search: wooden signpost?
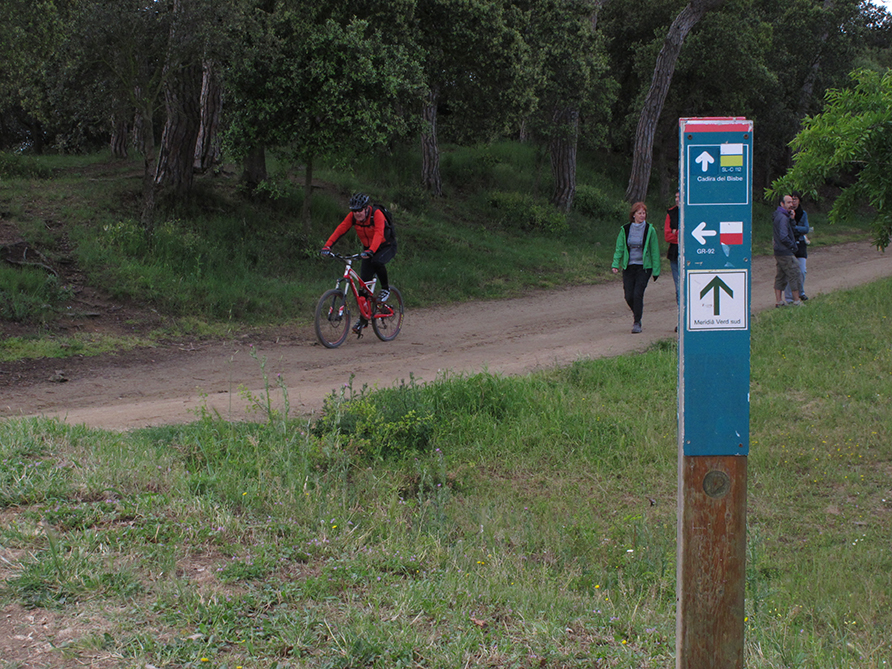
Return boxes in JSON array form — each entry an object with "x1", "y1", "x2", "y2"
[{"x1": 676, "y1": 117, "x2": 753, "y2": 669}]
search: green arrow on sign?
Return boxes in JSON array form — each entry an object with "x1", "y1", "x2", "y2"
[{"x1": 700, "y1": 277, "x2": 734, "y2": 315}]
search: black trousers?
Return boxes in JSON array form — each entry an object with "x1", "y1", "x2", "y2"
[
  {"x1": 622, "y1": 264, "x2": 651, "y2": 324},
  {"x1": 360, "y1": 241, "x2": 397, "y2": 290}
]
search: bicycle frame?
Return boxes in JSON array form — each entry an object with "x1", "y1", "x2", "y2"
[
  {"x1": 329, "y1": 253, "x2": 389, "y2": 321},
  {"x1": 316, "y1": 251, "x2": 403, "y2": 347}
]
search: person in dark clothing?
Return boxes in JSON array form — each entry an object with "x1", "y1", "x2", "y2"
[
  {"x1": 664, "y1": 191, "x2": 680, "y2": 306},
  {"x1": 773, "y1": 195, "x2": 802, "y2": 307},
  {"x1": 783, "y1": 191, "x2": 811, "y2": 302},
  {"x1": 321, "y1": 192, "x2": 397, "y2": 333}
]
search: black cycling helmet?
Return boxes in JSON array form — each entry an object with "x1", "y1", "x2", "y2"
[{"x1": 349, "y1": 192, "x2": 370, "y2": 211}]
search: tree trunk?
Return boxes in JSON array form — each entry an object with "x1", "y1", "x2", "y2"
[
  {"x1": 550, "y1": 106, "x2": 579, "y2": 212},
  {"x1": 241, "y1": 145, "x2": 267, "y2": 191},
  {"x1": 140, "y1": 109, "x2": 157, "y2": 238},
  {"x1": 193, "y1": 59, "x2": 223, "y2": 174},
  {"x1": 154, "y1": 0, "x2": 202, "y2": 196},
  {"x1": 110, "y1": 114, "x2": 128, "y2": 158},
  {"x1": 421, "y1": 88, "x2": 442, "y2": 196},
  {"x1": 131, "y1": 88, "x2": 145, "y2": 155},
  {"x1": 625, "y1": 0, "x2": 726, "y2": 203},
  {"x1": 155, "y1": 60, "x2": 202, "y2": 195},
  {"x1": 302, "y1": 154, "x2": 314, "y2": 234}
]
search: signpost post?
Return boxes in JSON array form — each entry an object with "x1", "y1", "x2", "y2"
[{"x1": 676, "y1": 117, "x2": 753, "y2": 669}]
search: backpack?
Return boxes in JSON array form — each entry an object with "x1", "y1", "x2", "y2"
[{"x1": 355, "y1": 204, "x2": 396, "y2": 246}]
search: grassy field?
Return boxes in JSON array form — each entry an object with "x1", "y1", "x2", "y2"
[{"x1": 2, "y1": 276, "x2": 890, "y2": 668}]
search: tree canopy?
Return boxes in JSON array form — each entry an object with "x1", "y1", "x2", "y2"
[
  {"x1": 2, "y1": 0, "x2": 891, "y2": 216},
  {"x1": 224, "y1": 4, "x2": 425, "y2": 223},
  {"x1": 768, "y1": 68, "x2": 892, "y2": 250}
]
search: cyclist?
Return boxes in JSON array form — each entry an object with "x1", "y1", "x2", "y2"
[{"x1": 321, "y1": 192, "x2": 397, "y2": 333}]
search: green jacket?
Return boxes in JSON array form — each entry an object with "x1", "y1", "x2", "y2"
[{"x1": 611, "y1": 222, "x2": 661, "y2": 276}]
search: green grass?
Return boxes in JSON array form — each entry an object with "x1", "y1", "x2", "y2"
[
  {"x1": 0, "y1": 332, "x2": 153, "y2": 362},
  {"x1": 1, "y1": 277, "x2": 890, "y2": 668},
  {"x1": 0, "y1": 263, "x2": 72, "y2": 323},
  {"x1": 3, "y1": 143, "x2": 875, "y2": 361}
]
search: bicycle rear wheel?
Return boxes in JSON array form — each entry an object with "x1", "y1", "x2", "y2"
[
  {"x1": 314, "y1": 289, "x2": 351, "y2": 348},
  {"x1": 371, "y1": 287, "x2": 404, "y2": 342}
]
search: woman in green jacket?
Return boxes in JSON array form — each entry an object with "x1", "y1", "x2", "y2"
[{"x1": 611, "y1": 201, "x2": 661, "y2": 334}]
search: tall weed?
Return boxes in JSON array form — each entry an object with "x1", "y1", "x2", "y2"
[{"x1": 0, "y1": 264, "x2": 72, "y2": 322}]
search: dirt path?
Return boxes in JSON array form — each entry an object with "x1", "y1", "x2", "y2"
[{"x1": 1, "y1": 241, "x2": 889, "y2": 431}]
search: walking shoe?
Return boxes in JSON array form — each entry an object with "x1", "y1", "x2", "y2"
[
  {"x1": 800, "y1": 294, "x2": 809, "y2": 301},
  {"x1": 377, "y1": 288, "x2": 390, "y2": 303},
  {"x1": 775, "y1": 302, "x2": 785, "y2": 308},
  {"x1": 631, "y1": 322, "x2": 642, "y2": 334},
  {"x1": 352, "y1": 318, "x2": 368, "y2": 334},
  {"x1": 791, "y1": 300, "x2": 802, "y2": 307}
]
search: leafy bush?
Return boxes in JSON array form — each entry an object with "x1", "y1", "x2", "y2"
[
  {"x1": 489, "y1": 191, "x2": 568, "y2": 234},
  {"x1": 573, "y1": 184, "x2": 627, "y2": 221},
  {"x1": 440, "y1": 148, "x2": 498, "y2": 189},
  {"x1": 313, "y1": 386, "x2": 435, "y2": 461}
]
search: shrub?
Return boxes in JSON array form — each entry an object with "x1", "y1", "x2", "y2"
[
  {"x1": 313, "y1": 388, "x2": 435, "y2": 462},
  {"x1": 489, "y1": 191, "x2": 568, "y2": 234},
  {"x1": 573, "y1": 184, "x2": 626, "y2": 221}
]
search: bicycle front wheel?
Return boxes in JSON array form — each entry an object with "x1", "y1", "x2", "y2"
[
  {"x1": 372, "y1": 287, "x2": 404, "y2": 342},
  {"x1": 314, "y1": 289, "x2": 351, "y2": 348}
]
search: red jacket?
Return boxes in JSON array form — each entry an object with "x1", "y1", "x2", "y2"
[
  {"x1": 325, "y1": 208, "x2": 387, "y2": 253},
  {"x1": 664, "y1": 208, "x2": 679, "y2": 245}
]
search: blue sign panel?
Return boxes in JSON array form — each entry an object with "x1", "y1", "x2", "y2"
[
  {"x1": 685, "y1": 142, "x2": 750, "y2": 206},
  {"x1": 679, "y1": 118, "x2": 753, "y2": 457}
]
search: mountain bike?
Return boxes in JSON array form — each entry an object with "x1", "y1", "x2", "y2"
[{"x1": 314, "y1": 252, "x2": 404, "y2": 348}]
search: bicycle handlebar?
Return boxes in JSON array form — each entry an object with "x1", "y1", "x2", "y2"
[{"x1": 322, "y1": 251, "x2": 364, "y2": 262}]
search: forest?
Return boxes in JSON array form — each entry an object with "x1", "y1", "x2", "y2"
[{"x1": 2, "y1": 0, "x2": 892, "y2": 234}]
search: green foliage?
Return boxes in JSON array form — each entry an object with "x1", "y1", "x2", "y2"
[
  {"x1": 0, "y1": 0, "x2": 68, "y2": 149},
  {"x1": 313, "y1": 379, "x2": 436, "y2": 461},
  {"x1": 0, "y1": 264, "x2": 71, "y2": 322},
  {"x1": 78, "y1": 206, "x2": 319, "y2": 320},
  {"x1": 769, "y1": 68, "x2": 892, "y2": 250},
  {"x1": 521, "y1": 0, "x2": 615, "y2": 149},
  {"x1": 489, "y1": 191, "x2": 569, "y2": 234},
  {"x1": 0, "y1": 332, "x2": 152, "y2": 362},
  {"x1": 224, "y1": 10, "x2": 424, "y2": 165},
  {"x1": 599, "y1": 0, "x2": 885, "y2": 191},
  {"x1": 418, "y1": 0, "x2": 535, "y2": 144},
  {"x1": 573, "y1": 184, "x2": 627, "y2": 220}
]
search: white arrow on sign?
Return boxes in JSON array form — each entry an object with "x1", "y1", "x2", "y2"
[
  {"x1": 695, "y1": 151, "x2": 715, "y2": 172},
  {"x1": 692, "y1": 221, "x2": 717, "y2": 245}
]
